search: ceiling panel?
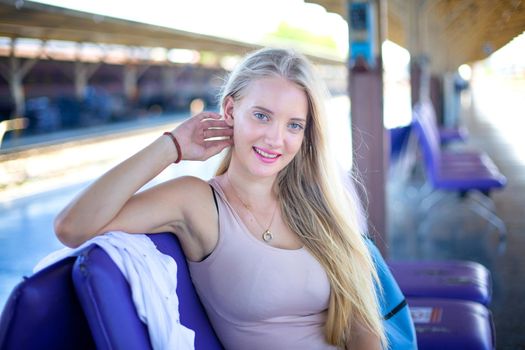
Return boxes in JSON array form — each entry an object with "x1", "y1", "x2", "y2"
[{"x1": 308, "y1": 0, "x2": 525, "y2": 72}]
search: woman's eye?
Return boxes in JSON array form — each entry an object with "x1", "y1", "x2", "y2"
[
  {"x1": 289, "y1": 122, "x2": 305, "y2": 131},
  {"x1": 254, "y1": 112, "x2": 269, "y2": 121}
]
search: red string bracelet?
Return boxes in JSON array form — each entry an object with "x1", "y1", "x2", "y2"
[{"x1": 163, "y1": 131, "x2": 182, "y2": 163}]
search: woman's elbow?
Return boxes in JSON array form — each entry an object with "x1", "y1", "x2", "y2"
[{"x1": 54, "y1": 213, "x2": 83, "y2": 248}]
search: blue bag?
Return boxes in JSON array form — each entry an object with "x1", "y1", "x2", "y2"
[{"x1": 365, "y1": 238, "x2": 418, "y2": 349}]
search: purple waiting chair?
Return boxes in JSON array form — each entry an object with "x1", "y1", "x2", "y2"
[
  {"x1": 413, "y1": 101, "x2": 505, "y2": 189},
  {"x1": 409, "y1": 298, "x2": 496, "y2": 350},
  {"x1": 72, "y1": 232, "x2": 224, "y2": 350},
  {"x1": 389, "y1": 259, "x2": 492, "y2": 306},
  {"x1": 412, "y1": 100, "x2": 507, "y2": 246},
  {"x1": 418, "y1": 100, "x2": 468, "y2": 145}
]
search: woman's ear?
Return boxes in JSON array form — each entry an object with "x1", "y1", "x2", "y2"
[{"x1": 223, "y1": 96, "x2": 235, "y2": 127}]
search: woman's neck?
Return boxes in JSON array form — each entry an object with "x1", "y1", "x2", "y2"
[{"x1": 223, "y1": 162, "x2": 277, "y2": 210}]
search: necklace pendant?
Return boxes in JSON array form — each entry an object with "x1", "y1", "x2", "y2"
[{"x1": 262, "y1": 229, "x2": 273, "y2": 242}]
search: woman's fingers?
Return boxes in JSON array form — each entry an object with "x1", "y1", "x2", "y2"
[
  {"x1": 200, "y1": 118, "x2": 230, "y2": 129},
  {"x1": 195, "y1": 111, "x2": 222, "y2": 122},
  {"x1": 203, "y1": 127, "x2": 234, "y2": 139},
  {"x1": 198, "y1": 116, "x2": 233, "y2": 141},
  {"x1": 202, "y1": 139, "x2": 233, "y2": 159},
  {"x1": 171, "y1": 111, "x2": 233, "y2": 161}
]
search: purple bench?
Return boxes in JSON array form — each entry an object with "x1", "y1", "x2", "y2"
[
  {"x1": 74, "y1": 234, "x2": 495, "y2": 349},
  {"x1": 389, "y1": 260, "x2": 492, "y2": 306},
  {"x1": 1, "y1": 233, "x2": 497, "y2": 349},
  {"x1": 409, "y1": 298, "x2": 496, "y2": 350}
]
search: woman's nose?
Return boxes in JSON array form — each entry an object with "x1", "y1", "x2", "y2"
[{"x1": 264, "y1": 122, "x2": 284, "y2": 147}]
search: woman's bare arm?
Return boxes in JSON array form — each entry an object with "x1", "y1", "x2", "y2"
[
  {"x1": 54, "y1": 112, "x2": 232, "y2": 247},
  {"x1": 345, "y1": 320, "x2": 382, "y2": 350}
]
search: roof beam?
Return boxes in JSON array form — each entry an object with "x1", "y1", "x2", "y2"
[{"x1": 0, "y1": 1, "x2": 343, "y2": 65}]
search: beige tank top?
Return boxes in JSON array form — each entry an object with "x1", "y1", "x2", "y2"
[{"x1": 187, "y1": 178, "x2": 337, "y2": 350}]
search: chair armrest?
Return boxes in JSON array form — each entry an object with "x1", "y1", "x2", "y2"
[
  {"x1": 72, "y1": 233, "x2": 223, "y2": 350},
  {"x1": 73, "y1": 245, "x2": 152, "y2": 350}
]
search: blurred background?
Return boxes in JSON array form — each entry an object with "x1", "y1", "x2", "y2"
[{"x1": 0, "y1": 0, "x2": 524, "y2": 348}]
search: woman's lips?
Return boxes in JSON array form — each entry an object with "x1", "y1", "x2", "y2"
[{"x1": 253, "y1": 146, "x2": 281, "y2": 163}]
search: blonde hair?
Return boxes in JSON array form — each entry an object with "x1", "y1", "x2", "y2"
[{"x1": 216, "y1": 47, "x2": 386, "y2": 348}]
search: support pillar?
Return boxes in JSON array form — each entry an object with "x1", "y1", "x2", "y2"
[
  {"x1": 74, "y1": 61, "x2": 101, "y2": 100},
  {"x1": 123, "y1": 64, "x2": 150, "y2": 102},
  {"x1": 350, "y1": 61, "x2": 388, "y2": 254},
  {"x1": 430, "y1": 74, "x2": 444, "y2": 123},
  {"x1": 9, "y1": 59, "x2": 25, "y2": 117},
  {"x1": 74, "y1": 43, "x2": 102, "y2": 100},
  {"x1": 411, "y1": 56, "x2": 445, "y2": 123},
  {"x1": 161, "y1": 66, "x2": 176, "y2": 95},
  {"x1": 408, "y1": 0, "x2": 424, "y2": 106},
  {"x1": 348, "y1": 0, "x2": 388, "y2": 255},
  {"x1": 0, "y1": 39, "x2": 40, "y2": 117},
  {"x1": 124, "y1": 64, "x2": 138, "y2": 101},
  {"x1": 410, "y1": 58, "x2": 422, "y2": 106},
  {"x1": 123, "y1": 47, "x2": 150, "y2": 103}
]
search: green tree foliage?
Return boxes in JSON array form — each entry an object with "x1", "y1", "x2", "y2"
[{"x1": 267, "y1": 22, "x2": 338, "y2": 51}]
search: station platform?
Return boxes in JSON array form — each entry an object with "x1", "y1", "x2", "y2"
[{"x1": 0, "y1": 113, "x2": 186, "y2": 202}]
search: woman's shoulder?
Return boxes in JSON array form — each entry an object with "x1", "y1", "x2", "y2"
[
  {"x1": 147, "y1": 176, "x2": 214, "y2": 209},
  {"x1": 175, "y1": 175, "x2": 211, "y2": 187},
  {"x1": 167, "y1": 175, "x2": 214, "y2": 199}
]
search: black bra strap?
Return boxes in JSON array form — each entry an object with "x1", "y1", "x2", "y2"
[
  {"x1": 383, "y1": 299, "x2": 407, "y2": 320},
  {"x1": 210, "y1": 184, "x2": 219, "y2": 214}
]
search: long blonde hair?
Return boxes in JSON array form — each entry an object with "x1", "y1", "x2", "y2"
[{"x1": 216, "y1": 47, "x2": 386, "y2": 348}]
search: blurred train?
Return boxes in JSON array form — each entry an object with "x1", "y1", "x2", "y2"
[
  {"x1": 0, "y1": 58, "x2": 226, "y2": 137},
  {"x1": 0, "y1": 56, "x2": 346, "y2": 140}
]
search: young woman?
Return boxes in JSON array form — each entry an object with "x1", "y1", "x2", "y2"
[{"x1": 55, "y1": 47, "x2": 386, "y2": 349}]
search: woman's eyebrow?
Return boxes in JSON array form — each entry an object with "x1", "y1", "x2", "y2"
[
  {"x1": 253, "y1": 106, "x2": 306, "y2": 122},
  {"x1": 291, "y1": 117, "x2": 307, "y2": 122},
  {"x1": 252, "y1": 105, "x2": 274, "y2": 115}
]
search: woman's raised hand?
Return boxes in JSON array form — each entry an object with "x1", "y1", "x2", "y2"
[{"x1": 171, "y1": 111, "x2": 233, "y2": 161}]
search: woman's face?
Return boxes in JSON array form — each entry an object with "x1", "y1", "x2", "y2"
[{"x1": 225, "y1": 76, "x2": 308, "y2": 178}]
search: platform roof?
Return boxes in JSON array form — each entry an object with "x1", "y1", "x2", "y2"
[
  {"x1": 309, "y1": 0, "x2": 525, "y2": 72},
  {"x1": 3, "y1": 0, "x2": 522, "y2": 73},
  {"x1": 0, "y1": 0, "x2": 344, "y2": 65}
]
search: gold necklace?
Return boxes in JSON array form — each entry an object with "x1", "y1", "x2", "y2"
[{"x1": 226, "y1": 172, "x2": 278, "y2": 243}]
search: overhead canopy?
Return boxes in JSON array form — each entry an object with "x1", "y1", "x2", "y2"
[
  {"x1": 0, "y1": 0, "x2": 344, "y2": 65},
  {"x1": 308, "y1": 0, "x2": 525, "y2": 73}
]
